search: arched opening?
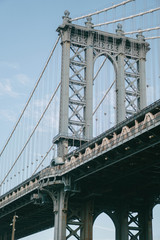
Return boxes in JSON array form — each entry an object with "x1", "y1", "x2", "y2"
[
  {"x1": 93, "y1": 54, "x2": 116, "y2": 137},
  {"x1": 93, "y1": 212, "x2": 115, "y2": 240},
  {"x1": 153, "y1": 204, "x2": 160, "y2": 239}
]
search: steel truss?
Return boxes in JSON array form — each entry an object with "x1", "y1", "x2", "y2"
[
  {"x1": 51, "y1": 12, "x2": 151, "y2": 239},
  {"x1": 69, "y1": 45, "x2": 87, "y2": 137},
  {"x1": 56, "y1": 11, "x2": 149, "y2": 157},
  {"x1": 128, "y1": 211, "x2": 142, "y2": 239},
  {"x1": 67, "y1": 207, "x2": 82, "y2": 239},
  {"x1": 47, "y1": 183, "x2": 153, "y2": 240}
]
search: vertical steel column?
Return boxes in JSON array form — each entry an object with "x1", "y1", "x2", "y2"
[
  {"x1": 81, "y1": 200, "x2": 93, "y2": 240},
  {"x1": 116, "y1": 204, "x2": 153, "y2": 240},
  {"x1": 120, "y1": 206, "x2": 128, "y2": 240},
  {"x1": 116, "y1": 205, "x2": 128, "y2": 240},
  {"x1": 137, "y1": 33, "x2": 147, "y2": 110},
  {"x1": 84, "y1": 18, "x2": 94, "y2": 140},
  {"x1": 66, "y1": 200, "x2": 94, "y2": 239},
  {"x1": 116, "y1": 52, "x2": 126, "y2": 123},
  {"x1": 54, "y1": 189, "x2": 68, "y2": 240},
  {"x1": 116, "y1": 47, "x2": 126, "y2": 123},
  {"x1": 139, "y1": 205, "x2": 153, "y2": 240},
  {"x1": 116, "y1": 24, "x2": 126, "y2": 123},
  {"x1": 58, "y1": 11, "x2": 71, "y2": 157}
]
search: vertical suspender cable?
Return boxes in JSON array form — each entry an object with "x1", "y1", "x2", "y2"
[
  {"x1": 0, "y1": 35, "x2": 61, "y2": 158},
  {"x1": 93, "y1": 80, "x2": 116, "y2": 116},
  {"x1": 0, "y1": 81, "x2": 61, "y2": 188}
]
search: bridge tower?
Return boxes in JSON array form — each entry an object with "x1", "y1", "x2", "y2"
[
  {"x1": 54, "y1": 10, "x2": 149, "y2": 159},
  {"x1": 50, "y1": 11, "x2": 151, "y2": 240}
]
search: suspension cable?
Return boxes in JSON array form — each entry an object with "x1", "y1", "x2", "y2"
[
  {"x1": 93, "y1": 7, "x2": 160, "y2": 27},
  {"x1": 0, "y1": 35, "x2": 61, "y2": 158},
  {"x1": 145, "y1": 36, "x2": 160, "y2": 40},
  {"x1": 93, "y1": 80, "x2": 116, "y2": 116},
  {"x1": 33, "y1": 81, "x2": 116, "y2": 174},
  {"x1": 125, "y1": 26, "x2": 160, "y2": 35},
  {"x1": 0, "y1": 81, "x2": 61, "y2": 187},
  {"x1": 93, "y1": 57, "x2": 107, "y2": 81},
  {"x1": 32, "y1": 144, "x2": 54, "y2": 176},
  {"x1": 33, "y1": 76, "x2": 113, "y2": 175},
  {"x1": 71, "y1": 0, "x2": 135, "y2": 22}
]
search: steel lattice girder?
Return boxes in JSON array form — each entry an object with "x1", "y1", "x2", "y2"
[
  {"x1": 68, "y1": 44, "x2": 87, "y2": 136},
  {"x1": 124, "y1": 58, "x2": 140, "y2": 117}
]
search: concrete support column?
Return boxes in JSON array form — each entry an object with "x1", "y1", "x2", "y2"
[
  {"x1": 81, "y1": 200, "x2": 93, "y2": 240},
  {"x1": 116, "y1": 51, "x2": 126, "y2": 124},
  {"x1": 54, "y1": 189, "x2": 68, "y2": 240}
]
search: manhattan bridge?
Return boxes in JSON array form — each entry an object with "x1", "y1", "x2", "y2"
[{"x1": 0, "y1": 0, "x2": 160, "y2": 239}]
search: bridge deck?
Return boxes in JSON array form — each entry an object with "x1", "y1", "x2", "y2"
[{"x1": 1, "y1": 99, "x2": 160, "y2": 238}]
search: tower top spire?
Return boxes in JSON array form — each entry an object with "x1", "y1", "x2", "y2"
[
  {"x1": 85, "y1": 16, "x2": 94, "y2": 28},
  {"x1": 116, "y1": 23, "x2": 124, "y2": 36},
  {"x1": 62, "y1": 10, "x2": 71, "y2": 24},
  {"x1": 136, "y1": 30, "x2": 145, "y2": 41}
]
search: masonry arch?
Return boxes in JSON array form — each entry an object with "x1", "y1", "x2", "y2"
[
  {"x1": 93, "y1": 211, "x2": 116, "y2": 240},
  {"x1": 93, "y1": 52, "x2": 117, "y2": 136}
]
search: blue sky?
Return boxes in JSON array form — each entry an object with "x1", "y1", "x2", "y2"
[
  {"x1": 0, "y1": 0, "x2": 119, "y2": 148},
  {"x1": 0, "y1": 0, "x2": 160, "y2": 239}
]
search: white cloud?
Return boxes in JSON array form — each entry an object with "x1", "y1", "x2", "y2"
[
  {"x1": 0, "y1": 73, "x2": 31, "y2": 97},
  {"x1": 0, "y1": 109, "x2": 17, "y2": 122},
  {"x1": 23, "y1": 94, "x2": 59, "y2": 132},
  {"x1": 0, "y1": 61, "x2": 19, "y2": 70},
  {"x1": 0, "y1": 79, "x2": 18, "y2": 97},
  {"x1": 15, "y1": 73, "x2": 31, "y2": 85},
  {"x1": 21, "y1": 100, "x2": 59, "y2": 138},
  {"x1": 33, "y1": 98, "x2": 49, "y2": 109},
  {"x1": 31, "y1": 109, "x2": 59, "y2": 134},
  {"x1": 33, "y1": 94, "x2": 58, "y2": 109}
]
